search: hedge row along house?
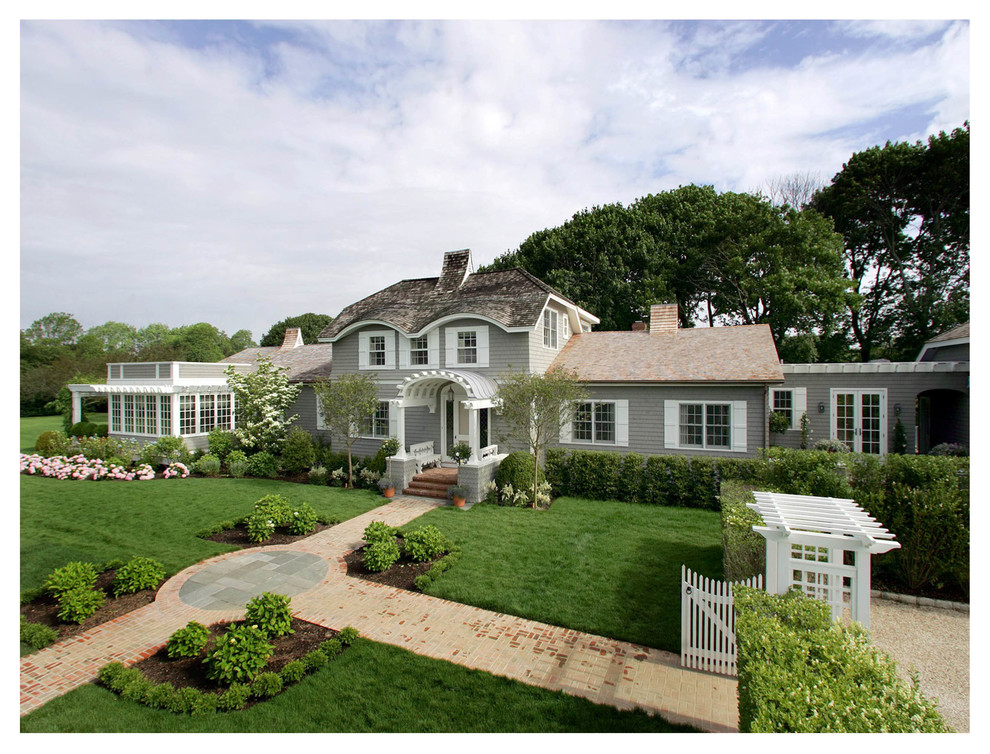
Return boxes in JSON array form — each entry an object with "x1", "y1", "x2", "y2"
[{"x1": 68, "y1": 249, "x2": 969, "y2": 501}]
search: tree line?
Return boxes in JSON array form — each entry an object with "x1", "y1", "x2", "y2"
[
  {"x1": 482, "y1": 124, "x2": 969, "y2": 363},
  {"x1": 20, "y1": 313, "x2": 333, "y2": 415}
]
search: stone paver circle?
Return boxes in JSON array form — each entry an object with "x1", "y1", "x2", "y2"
[{"x1": 178, "y1": 549, "x2": 328, "y2": 611}]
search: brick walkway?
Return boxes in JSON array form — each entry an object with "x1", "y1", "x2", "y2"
[{"x1": 20, "y1": 496, "x2": 738, "y2": 731}]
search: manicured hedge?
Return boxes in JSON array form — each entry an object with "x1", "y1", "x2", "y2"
[
  {"x1": 545, "y1": 449, "x2": 720, "y2": 510},
  {"x1": 719, "y1": 482, "x2": 765, "y2": 582},
  {"x1": 734, "y1": 587, "x2": 948, "y2": 732}
]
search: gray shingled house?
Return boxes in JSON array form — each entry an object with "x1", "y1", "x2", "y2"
[{"x1": 69, "y1": 248, "x2": 969, "y2": 501}]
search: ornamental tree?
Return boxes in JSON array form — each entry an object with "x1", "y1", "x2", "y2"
[
  {"x1": 495, "y1": 368, "x2": 586, "y2": 507},
  {"x1": 312, "y1": 373, "x2": 380, "y2": 488},
  {"x1": 224, "y1": 358, "x2": 301, "y2": 454}
]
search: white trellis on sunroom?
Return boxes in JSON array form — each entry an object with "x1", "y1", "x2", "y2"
[{"x1": 748, "y1": 491, "x2": 900, "y2": 627}]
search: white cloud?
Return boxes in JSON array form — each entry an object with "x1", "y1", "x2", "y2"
[{"x1": 20, "y1": 19, "x2": 970, "y2": 341}]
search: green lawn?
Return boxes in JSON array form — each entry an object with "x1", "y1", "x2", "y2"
[
  {"x1": 19, "y1": 638, "x2": 696, "y2": 733},
  {"x1": 20, "y1": 475, "x2": 381, "y2": 594},
  {"x1": 21, "y1": 414, "x2": 108, "y2": 453},
  {"x1": 406, "y1": 498, "x2": 723, "y2": 653}
]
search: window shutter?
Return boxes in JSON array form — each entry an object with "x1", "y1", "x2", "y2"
[
  {"x1": 663, "y1": 400, "x2": 679, "y2": 449},
  {"x1": 792, "y1": 388, "x2": 807, "y2": 430},
  {"x1": 560, "y1": 404, "x2": 573, "y2": 443},
  {"x1": 384, "y1": 332, "x2": 396, "y2": 369},
  {"x1": 399, "y1": 336, "x2": 410, "y2": 370},
  {"x1": 358, "y1": 332, "x2": 369, "y2": 370},
  {"x1": 731, "y1": 401, "x2": 748, "y2": 453},
  {"x1": 476, "y1": 326, "x2": 490, "y2": 367},
  {"x1": 428, "y1": 329, "x2": 440, "y2": 368},
  {"x1": 615, "y1": 400, "x2": 629, "y2": 447},
  {"x1": 444, "y1": 328, "x2": 457, "y2": 367}
]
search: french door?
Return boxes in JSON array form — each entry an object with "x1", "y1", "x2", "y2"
[{"x1": 831, "y1": 389, "x2": 886, "y2": 455}]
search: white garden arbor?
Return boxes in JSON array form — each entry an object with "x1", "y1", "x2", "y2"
[{"x1": 748, "y1": 491, "x2": 901, "y2": 627}]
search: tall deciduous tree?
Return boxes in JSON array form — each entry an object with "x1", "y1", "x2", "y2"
[
  {"x1": 225, "y1": 358, "x2": 301, "y2": 454},
  {"x1": 312, "y1": 373, "x2": 380, "y2": 488},
  {"x1": 260, "y1": 314, "x2": 334, "y2": 347},
  {"x1": 494, "y1": 368, "x2": 586, "y2": 507},
  {"x1": 22, "y1": 312, "x2": 83, "y2": 346}
]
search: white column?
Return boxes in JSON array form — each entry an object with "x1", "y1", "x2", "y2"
[
  {"x1": 170, "y1": 393, "x2": 181, "y2": 437},
  {"x1": 764, "y1": 538, "x2": 779, "y2": 594},
  {"x1": 776, "y1": 538, "x2": 792, "y2": 595},
  {"x1": 467, "y1": 407, "x2": 479, "y2": 463},
  {"x1": 391, "y1": 400, "x2": 407, "y2": 458},
  {"x1": 71, "y1": 391, "x2": 83, "y2": 425},
  {"x1": 854, "y1": 549, "x2": 872, "y2": 627}
]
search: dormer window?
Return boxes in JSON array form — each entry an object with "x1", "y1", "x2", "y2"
[
  {"x1": 543, "y1": 309, "x2": 559, "y2": 349},
  {"x1": 411, "y1": 336, "x2": 430, "y2": 365},
  {"x1": 369, "y1": 335, "x2": 386, "y2": 366},
  {"x1": 457, "y1": 331, "x2": 478, "y2": 364},
  {"x1": 359, "y1": 330, "x2": 396, "y2": 370},
  {"x1": 444, "y1": 326, "x2": 489, "y2": 368}
]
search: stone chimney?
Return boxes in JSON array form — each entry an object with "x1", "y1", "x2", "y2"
[
  {"x1": 435, "y1": 249, "x2": 473, "y2": 292},
  {"x1": 631, "y1": 321, "x2": 647, "y2": 331},
  {"x1": 280, "y1": 327, "x2": 304, "y2": 350},
  {"x1": 649, "y1": 304, "x2": 678, "y2": 334}
]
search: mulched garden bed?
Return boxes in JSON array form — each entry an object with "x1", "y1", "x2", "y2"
[
  {"x1": 344, "y1": 539, "x2": 439, "y2": 591},
  {"x1": 202, "y1": 521, "x2": 335, "y2": 549},
  {"x1": 134, "y1": 618, "x2": 337, "y2": 697},
  {"x1": 20, "y1": 568, "x2": 164, "y2": 644}
]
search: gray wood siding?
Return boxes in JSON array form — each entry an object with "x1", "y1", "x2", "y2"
[
  {"x1": 920, "y1": 343, "x2": 969, "y2": 362},
  {"x1": 775, "y1": 371, "x2": 969, "y2": 454},
  {"x1": 528, "y1": 301, "x2": 571, "y2": 374},
  {"x1": 551, "y1": 384, "x2": 768, "y2": 458}
]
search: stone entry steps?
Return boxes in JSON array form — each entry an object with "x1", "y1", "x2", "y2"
[{"x1": 402, "y1": 467, "x2": 458, "y2": 500}]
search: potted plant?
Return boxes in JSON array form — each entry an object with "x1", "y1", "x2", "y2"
[
  {"x1": 448, "y1": 441, "x2": 472, "y2": 466},
  {"x1": 378, "y1": 476, "x2": 396, "y2": 499},
  {"x1": 448, "y1": 485, "x2": 468, "y2": 508}
]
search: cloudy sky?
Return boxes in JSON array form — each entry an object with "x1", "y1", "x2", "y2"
[{"x1": 19, "y1": 17, "x2": 971, "y2": 343}]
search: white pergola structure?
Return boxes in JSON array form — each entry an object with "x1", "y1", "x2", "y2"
[{"x1": 748, "y1": 491, "x2": 900, "y2": 627}]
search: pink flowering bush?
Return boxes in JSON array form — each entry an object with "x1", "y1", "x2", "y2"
[
  {"x1": 19, "y1": 454, "x2": 174, "y2": 482},
  {"x1": 162, "y1": 462, "x2": 191, "y2": 479}
]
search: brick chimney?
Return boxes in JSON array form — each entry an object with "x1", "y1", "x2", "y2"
[
  {"x1": 435, "y1": 249, "x2": 473, "y2": 292},
  {"x1": 631, "y1": 321, "x2": 647, "y2": 331},
  {"x1": 280, "y1": 327, "x2": 304, "y2": 350},
  {"x1": 649, "y1": 304, "x2": 678, "y2": 334}
]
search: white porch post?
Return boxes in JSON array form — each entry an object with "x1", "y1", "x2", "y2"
[
  {"x1": 170, "y1": 393, "x2": 181, "y2": 437},
  {"x1": 854, "y1": 550, "x2": 872, "y2": 627},
  {"x1": 71, "y1": 391, "x2": 83, "y2": 425},
  {"x1": 467, "y1": 407, "x2": 479, "y2": 463},
  {"x1": 391, "y1": 399, "x2": 407, "y2": 458},
  {"x1": 764, "y1": 537, "x2": 779, "y2": 595}
]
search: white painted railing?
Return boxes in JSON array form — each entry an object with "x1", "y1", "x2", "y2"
[
  {"x1": 478, "y1": 444, "x2": 499, "y2": 460},
  {"x1": 680, "y1": 566, "x2": 762, "y2": 677}
]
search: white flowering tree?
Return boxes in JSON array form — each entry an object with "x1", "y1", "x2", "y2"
[
  {"x1": 312, "y1": 373, "x2": 380, "y2": 488},
  {"x1": 224, "y1": 358, "x2": 301, "y2": 454}
]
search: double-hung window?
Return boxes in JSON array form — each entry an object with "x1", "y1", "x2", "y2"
[
  {"x1": 410, "y1": 336, "x2": 430, "y2": 365},
  {"x1": 769, "y1": 388, "x2": 807, "y2": 430},
  {"x1": 364, "y1": 401, "x2": 390, "y2": 438},
  {"x1": 444, "y1": 326, "x2": 489, "y2": 368},
  {"x1": 563, "y1": 400, "x2": 627, "y2": 446},
  {"x1": 359, "y1": 330, "x2": 396, "y2": 370},
  {"x1": 369, "y1": 335, "x2": 386, "y2": 366},
  {"x1": 457, "y1": 331, "x2": 477, "y2": 364},
  {"x1": 665, "y1": 400, "x2": 746, "y2": 452},
  {"x1": 543, "y1": 309, "x2": 559, "y2": 349}
]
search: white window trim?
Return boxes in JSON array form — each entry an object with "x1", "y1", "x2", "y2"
[
  {"x1": 769, "y1": 387, "x2": 807, "y2": 430},
  {"x1": 399, "y1": 329, "x2": 440, "y2": 370},
  {"x1": 664, "y1": 399, "x2": 747, "y2": 453},
  {"x1": 358, "y1": 401, "x2": 391, "y2": 439},
  {"x1": 543, "y1": 308, "x2": 559, "y2": 349},
  {"x1": 444, "y1": 325, "x2": 489, "y2": 368},
  {"x1": 559, "y1": 400, "x2": 628, "y2": 447},
  {"x1": 359, "y1": 329, "x2": 396, "y2": 370}
]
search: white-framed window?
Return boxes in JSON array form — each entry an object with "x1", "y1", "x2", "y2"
[
  {"x1": 216, "y1": 393, "x2": 232, "y2": 430},
  {"x1": 562, "y1": 315, "x2": 570, "y2": 340},
  {"x1": 664, "y1": 400, "x2": 747, "y2": 453},
  {"x1": 199, "y1": 394, "x2": 216, "y2": 433},
  {"x1": 159, "y1": 395, "x2": 172, "y2": 436},
  {"x1": 561, "y1": 399, "x2": 628, "y2": 446},
  {"x1": 769, "y1": 387, "x2": 807, "y2": 430},
  {"x1": 110, "y1": 395, "x2": 121, "y2": 433},
  {"x1": 358, "y1": 330, "x2": 396, "y2": 370},
  {"x1": 399, "y1": 330, "x2": 439, "y2": 369},
  {"x1": 180, "y1": 395, "x2": 197, "y2": 435},
  {"x1": 543, "y1": 309, "x2": 559, "y2": 349},
  {"x1": 410, "y1": 336, "x2": 430, "y2": 365},
  {"x1": 363, "y1": 401, "x2": 390, "y2": 438},
  {"x1": 444, "y1": 326, "x2": 489, "y2": 368}
]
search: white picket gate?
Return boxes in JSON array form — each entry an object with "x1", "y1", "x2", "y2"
[{"x1": 680, "y1": 565, "x2": 762, "y2": 676}]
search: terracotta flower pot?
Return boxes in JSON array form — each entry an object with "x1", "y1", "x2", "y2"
[
  {"x1": 453, "y1": 496, "x2": 466, "y2": 507},
  {"x1": 383, "y1": 487, "x2": 395, "y2": 498}
]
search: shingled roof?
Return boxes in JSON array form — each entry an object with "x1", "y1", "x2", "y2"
[
  {"x1": 219, "y1": 344, "x2": 333, "y2": 383},
  {"x1": 550, "y1": 325, "x2": 784, "y2": 383},
  {"x1": 319, "y1": 250, "x2": 584, "y2": 339},
  {"x1": 925, "y1": 321, "x2": 969, "y2": 343}
]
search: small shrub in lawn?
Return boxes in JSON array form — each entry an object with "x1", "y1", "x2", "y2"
[
  {"x1": 250, "y1": 672, "x2": 283, "y2": 699},
  {"x1": 56, "y1": 586, "x2": 106, "y2": 623},
  {"x1": 244, "y1": 592, "x2": 294, "y2": 639},
  {"x1": 187, "y1": 689, "x2": 218, "y2": 716},
  {"x1": 494, "y1": 451, "x2": 536, "y2": 502},
  {"x1": 245, "y1": 511, "x2": 277, "y2": 543},
  {"x1": 413, "y1": 547, "x2": 462, "y2": 591},
  {"x1": 166, "y1": 621, "x2": 211, "y2": 659},
  {"x1": 337, "y1": 626, "x2": 360, "y2": 644},
  {"x1": 146, "y1": 683, "x2": 179, "y2": 710},
  {"x1": 207, "y1": 429, "x2": 238, "y2": 461},
  {"x1": 20, "y1": 615, "x2": 58, "y2": 650},
  {"x1": 286, "y1": 502, "x2": 319, "y2": 535},
  {"x1": 112, "y1": 556, "x2": 166, "y2": 597},
  {"x1": 319, "y1": 637, "x2": 343, "y2": 657},
  {"x1": 248, "y1": 451, "x2": 280, "y2": 479},
  {"x1": 363, "y1": 520, "x2": 398, "y2": 544},
  {"x1": 217, "y1": 683, "x2": 251, "y2": 712},
  {"x1": 35, "y1": 429, "x2": 69, "y2": 457},
  {"x1": 165, "y1": 688, "x2": 192, "y2": 714},
  {"x1": 253, "y1": 494, "x2": 293, "y2": 527},
  {"x1": 280, "y1": 659, "x2": 307, "y2": 685},
  {"x1": 308, "y1": 464, "x2": 329, "y2": 485},
  {"x1": 44, "y1": 561, "x2": 99, "y2": 599},
  {"x1": 195, "y1": 453, "x2": 222, "y2": 477},
  {"x1": 204, "y1": 623, "x2": 274, "y2": 685},
  {"x1": 281, "y1": 427, "x2": 316, "y2": 475},
  {"x1": 98, "y1": 662, "x2": 140, "y2": 693},
  {"x1": 121, "y1": 675, "x2": 155, "y2": 703},
  {"x1": 402, "y1": 525, "x2": 452, "y2": 562},
  {"x1": 363, "y1": 537, "x2": 400, "y2": 573},
  {"x1": 303, "y1": 649, "x2": 329, "y2": 672},
  {"x1": 226, "y1": 450, "x2": 249, "y2": 478}
]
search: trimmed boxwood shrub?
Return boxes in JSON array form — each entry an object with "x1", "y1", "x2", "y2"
[
  {"x1": 493, "y1": 451, "x2": 536, "y2": 500},
  {"x1": 247, "y1": 451, "x2": 280, "y2": 479},
  {"x1": 68, "y1": 421, "x2": 97, "y2": 438},
  {"x1": 167, "y1": 621, "x2": 211, "y2": 659},
  {"x1": 20, "y1": 615, "x2": 58, "y2": 650},
  {"x1": 250, "y1": 672, "x2": 283, "y2": 698},
  {"x1": 401, "y1": 525, "x2": 452, "y2": 563},
  {"x1": 734, "y1": 587, "x2": 948, "y2": 732},
  {"x1": 282, "y1": 427, "x2": 316, "y2": 475},
  {"x1": 35, "y1": 430, "x2": 69, "y2": 457},
  {"x1": 719, "y1": 482, "x2": 765, "y2": 582}
]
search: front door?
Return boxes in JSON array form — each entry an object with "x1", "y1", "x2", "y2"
[
  {"x1": 441, "y1": 387, "x2": 472, "y2": 460},
  {"x1": 831, "y1": 389, "x2": 886, "y2": 454}
]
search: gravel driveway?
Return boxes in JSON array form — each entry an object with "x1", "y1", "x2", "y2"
[{"x1": 869, "y1": 597, "x2": 969, "y2": 732}]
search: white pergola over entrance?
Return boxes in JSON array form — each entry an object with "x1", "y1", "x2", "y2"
[
  {"x1": 392, "y1": 368, "x2": 500, "y2": 463},
  {"x1": 748, "y1": 491, "x2": 900, "y2": 627}
]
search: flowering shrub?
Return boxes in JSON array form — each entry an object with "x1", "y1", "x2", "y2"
[
  {"x1": 329, "y1": 467, "x2": 349, "y2": 487},
  {"x1": 167, "y1": 621, "x2": 211, "y2": 659},
  {"x1": 286, "y1": 503, "x2": 318, "y2": 535},
  {"x1": 244, "y1": 592, "x2": 294, "y2": 639},
  {"x1": 205, "y1": 623, "x2": 273, "y2": 686},
  {"x1": 358, "y1": 467, "x2": 381, "y2": 489},
  {"x1": 20, "y1": 454, "x2": 159, "y2": 481},
  {"x1": 162, "y1": 462, "x2": 190, "y2": 479}
]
